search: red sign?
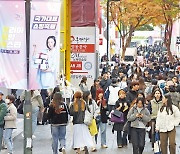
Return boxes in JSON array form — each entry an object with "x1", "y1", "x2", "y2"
[
  {"x1": 70, "y1": 61, "x2": 82, "y2": 70},
  {"x1": 71, "y1": 44, "x2": 95, "y2": 53},
  {"x1": 99, "y1": 38, "x2": 103, "y2": 45},
  {"x1": 70, "y1": 71, "x2": 88, "y2": 74}
]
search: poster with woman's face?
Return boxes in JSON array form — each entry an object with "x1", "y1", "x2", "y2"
[{"x1": 29, "y1": 1, "x2": 61, "y2": 90}]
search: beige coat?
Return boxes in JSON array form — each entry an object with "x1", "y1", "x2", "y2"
[
  {"x1": 4, "y1": 103, "x2": 17, "y2": 129},
  {"x1": 20, "y1": 90, "x2": 44, "y2": 109}
]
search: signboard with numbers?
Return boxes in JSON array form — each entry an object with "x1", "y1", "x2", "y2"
[{"x1": 71, "y1": 27, "x2": 97, "y2": 88}]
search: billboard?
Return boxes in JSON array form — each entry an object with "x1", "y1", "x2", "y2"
[
  {"x1": 29, "y1": 1, "x2": 61, "y2": 89},
  {"x1": 0, "y1": 1, "x2": 27, "y2": 89},
  {"x1": 71, "y1": 27, "x2": 97, "y2": 88}
]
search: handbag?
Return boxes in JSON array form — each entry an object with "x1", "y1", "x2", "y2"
[
  {"x1": 17, "y1": 100, "x2": 24, "y2": 114},
  {"x1": 154, "y1": 132, "x2": 162, "y2": 154},
  {"x1": 110, "y1": 110, "x2": 124, "y2": 123},
  {"x1": 89, "y1": 119, "x2": 98, "y2": 136},
  {"x1": 84, "y1": 104, "x2": 93, "y2": 126},
  {"x1": 123, "y1": 121, "x2": 131, "y2": 134}
]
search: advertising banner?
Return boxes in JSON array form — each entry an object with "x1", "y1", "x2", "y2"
[
  {"x1": 71, "y1": 27, "x2": 95, "y2": 53},
  {"x1": 0, "y1": 1, "x2": 27, "y2": 89},
  {"x1": 71, "y1": 27, "x2": 97, "y2": 88},
  {"x1": 29, "y1": 1, "x2": 61, "y2": 89}
]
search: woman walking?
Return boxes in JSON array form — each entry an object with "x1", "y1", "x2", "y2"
[
  {"x1": 70, "y1": 91, "x2": 93, "y2": 154},
  {"x1": 127, "y1": 97, "x2": 151, "y2": 154},
  {"x1": 112, "y1": 89, "x2": 129, "y2": 148},
  {"x1": 95, "y1": 88, "x2": 108, "y2": 148},
  {"x1": 83, "y1": 91, "x2": 99, "y2": 152},
  {"x1": 48, "y1": 92, "x2": 69, "y2": 154},
  {"x1": 148, "y1": 88, "x2": 163, "y2": 149},
  {"x1": 4, "y1": 95, "x2": 17, "y2": 154},
  {"x1": 156, "y1": 94, "x2": 180, "y2": 154}
]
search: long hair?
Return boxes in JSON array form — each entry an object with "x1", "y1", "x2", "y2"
[
  {"x1": 52, "y1": 92, "x2": 63, "y2": 114},
  {"x1": 153, "y1": 88, "x2": 162, "y2": 101},
  {"x1": 73, "y1": 91, "x2": 85, "y2": 112},
  {"x1": 83, "y1": 91, "x2": 92, "y2": 112},
  {"x1": 83, "y1": 91, "x2": 92, "y2": 105},
  {"x1": 160, "y1": 94, "x2": 173, "y2": 115}
]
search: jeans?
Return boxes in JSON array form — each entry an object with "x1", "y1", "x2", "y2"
[
  {"x1": 0, "y1": 127, "x2": 3, "y2": 151},
  {"x1": 4, "y1": 128, "x2": 13, "y2": 153},
  {"x1": 95, "y1": 122, "x2": 107, "y2": 145},
  {"x1": 117, "y1": 131, "x2": 127, "y2": 146},
  {"x1": 32, "y1": 107, "x2": 39, "y2": 135},
  {"x1": 51, "y1": 125, "x2": 66, "y2": 154},
  {"x1": 131, "y1": 127, "x2": 146, "y2": 154}
]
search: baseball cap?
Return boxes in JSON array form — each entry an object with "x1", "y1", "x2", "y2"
[{"x1": 0, "y1": 91, "x2": 4, "y2": 95}]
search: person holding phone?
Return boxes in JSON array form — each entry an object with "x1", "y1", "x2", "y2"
[{"x1": 127, "y1": 97, "x2": 151, "y2": 154}]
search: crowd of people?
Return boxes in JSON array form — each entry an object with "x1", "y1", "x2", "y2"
[{"x1": 0, "y1": 50, "x2": 180, "y2": 154}]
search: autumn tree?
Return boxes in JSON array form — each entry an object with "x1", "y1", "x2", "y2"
[
  {"x1": 102, "y1": 0, "x2": 161, "y2": 60},
  {"x1": 153, "y1": 0, "x2": 180, "y2": 62}
]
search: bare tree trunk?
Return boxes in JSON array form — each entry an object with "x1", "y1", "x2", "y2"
[
  {"x1": 121, "y1": 36, "x2": 125, "y2": 60},
  {"x1": 164, "y1": 18, "x2": 173, "y2": 62},
  {"x1": 120, "y1": 26, "x2": 134, "y2": 60}
]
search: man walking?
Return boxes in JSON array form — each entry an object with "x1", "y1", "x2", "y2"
[{"x1": 0, "y1": 91, "x2": 7, "y2": 152}]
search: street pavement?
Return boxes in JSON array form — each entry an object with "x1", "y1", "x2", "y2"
[{"x1": 1, "y1": 122, "x2": 180, "y2": 154}]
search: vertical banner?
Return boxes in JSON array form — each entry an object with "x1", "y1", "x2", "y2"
[
  {"x1": 71, "y1": 27, "x2": 97, "y2": 88},
  {"x1": 0, "y1": 1, "x2": 27, "y2": 89},
  {"x1": 29, "y1": 1, "x2": 61, "y2": 89}
]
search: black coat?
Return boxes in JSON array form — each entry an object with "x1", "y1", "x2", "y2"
[
  {"x1": 48, "y1": 103, "x2": 69, "y2": 125},
  {"x1": 126, "y1": 90, "x2": 138, "y2": 105},
  {"x1": 100, "y1": 79, "x2": 112, "y2": 92},
  {"x1": 112, "y1": 98, "x2": 129, "y2": 132}
]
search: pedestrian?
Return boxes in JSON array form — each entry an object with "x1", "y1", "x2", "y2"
[
  {"x1": 90, "y1": 79, "x2": 100, "y2": 100},
  {"x1": 112, "y1": 89, "x2": 129, "y2": 148},
  {"x1": 0, "y1": 91, "x2": 7, "y2": 152},
  {"x1": 148, "y1": 88, "x2": 163, "y2": 149},
  {"x1": 99, "y1": 72, "x2": 112, "y2": 92},
  {"x1": 167, "y1": 85, "x2": 180, "y2": 109},
  {"x1": 127, "y1": 97, "x2": 151, "y2": 154},
  {"x1": 79, "y1": 76, "x2": 89, "y2": 92},
  {"x1": 107, "y1": 78, "x2": 120, "y2": 122},
  {"x1": 20, "y1": 90, "x2": 44, "y2": 138},
  {"x1": 3, "y1": 95, "x2": 17, "y2": 154},
  {"x1": 95, "y1": 88, "x2": 108, "y2": 148},
  {"x1": 70, "y1": 91, "x2": 93, "y2": 154},
  {"x1": 156, "y1": 94, "x2": 180, "y2": 154},
  {"x1": 48, "y1": 92, "x2": 69, "y2": 154},
  {"x1": 83, "y1": 91, "x2": 99, "y2": 152}
]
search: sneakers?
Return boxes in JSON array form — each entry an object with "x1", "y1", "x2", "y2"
[
  {"x1": 59, "y1": 147, "x2": 66, "y2": 154},
  {"x1": 101, "y1": 145, "x2": 108, "y2": 148},
  {"x1": 62, "y1": 147, "x2": 66, "y2": 154},
  {"x1": 32, "y1": 135, "x2": 36, "y2": 139},
  {"x1": 22, "y1": 134, "x2": 36, "y2": 139},
  {"x1": 118, "y1": 145, "x2": 123, "y2": 148},
  {"x1": 91, "y1": 147, "x2": 97, "y2": 152}
]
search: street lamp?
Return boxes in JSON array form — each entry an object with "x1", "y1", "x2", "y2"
[{"x1": 107, "y1": 0, "x2": 119, "y2": 63}]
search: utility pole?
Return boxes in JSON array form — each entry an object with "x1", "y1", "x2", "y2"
[
  {"x1": 24, "y1": 0, "x2": 32, "y2": 153},
  {"x1": 107, "y1": 0, "x2": 109, "y2": 64}
]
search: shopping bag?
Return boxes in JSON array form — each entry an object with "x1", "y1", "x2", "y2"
[
  {"x1": 89, "y1": 119, "x2": 98, "y2": 136},
  {"x1": 154, "y1": 132, "x2": 162, "y2": 154}
]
